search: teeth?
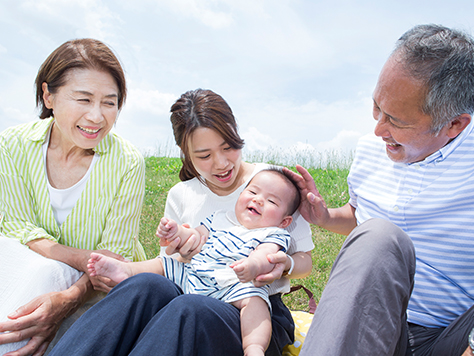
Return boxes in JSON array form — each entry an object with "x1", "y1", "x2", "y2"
[
  {"x1": 79, "y1": 126, "x2": 100, "y2": 134},
  {"x1": 216, "y1": 170, "x2": 230, "y2": 178}
]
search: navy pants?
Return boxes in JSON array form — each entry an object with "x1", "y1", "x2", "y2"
[{"x1": 49, "y1": 273, "x2": 293, "y2": 356}]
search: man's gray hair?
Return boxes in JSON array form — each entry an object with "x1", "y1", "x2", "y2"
[{"x1": 393, "y1": 24, "x2": 474, "y2": 133}]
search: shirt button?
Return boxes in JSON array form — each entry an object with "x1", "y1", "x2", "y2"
[
  {"x1": 393, "y1": 206, "x2": 399, "y2": 212},
  {"x1": 407, "y1": 189, "x2": 413, "y2": 194}
]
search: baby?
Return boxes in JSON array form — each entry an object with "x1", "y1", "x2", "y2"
[{"x1": 88, "y1": 167, "x2": 301, "y2": 356}]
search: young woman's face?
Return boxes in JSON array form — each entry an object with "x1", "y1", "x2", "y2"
[
  {"x1": 43, "y1": 68, "x2": 119, "y2": 151},
  {"x1": 188, "y1": 127, "x2": 243, "y2": 195}
]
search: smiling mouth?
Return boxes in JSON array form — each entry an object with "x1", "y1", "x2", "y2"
[
  {"x1": 247, "y1": 207, "x2": 261, "y2": 215},
  {"x1": 215, "y1": 169, "x2": 232, "y2": 179},
  {"x1": 78, "y1": 125, "x2": 100, "y2": 134}
]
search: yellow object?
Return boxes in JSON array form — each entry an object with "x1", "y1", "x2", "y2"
[{"x1": 282, "y1": 310, "x2": 314, "y2": 356}]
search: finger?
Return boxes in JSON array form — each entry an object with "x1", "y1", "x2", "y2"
[
  {"x1": 255, "y1": 263, "x2": 285, "y2": 282},
  {"x1": 165, "y1": 237, "x2": 181, "y2": 255},
  {"x1": 180, "y1": 235, "x2": 197, "y2": 256},
  {"x1": 266, "y1": 251, "x2": 287, "y2": 264},
  {"x1": 32, "y1": 340, "x2": 50, "y2": 356},
  {"x1": 92, "y1": 276, "x2": 114, "y2": 292},
  {"x1": 0, "y1": 323, "x2": 37, "y2": 344},
  {"x1": 282, "y1": 167, "x2": 303, "y2": 182},
  {"x1": 3, "y1": 335, "x2": 45, "y2": 356},
  {"x1": 7, "y1": 297, "x2": 42, "y2": 320}
]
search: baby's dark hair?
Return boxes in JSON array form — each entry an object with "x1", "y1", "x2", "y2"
[{"x1": 255, "y1": 166, "x2": 301, "y2": 216}]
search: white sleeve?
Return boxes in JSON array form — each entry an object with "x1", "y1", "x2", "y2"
[
  {"x1": 286, "y1": 211, "x2": 314, "y2": 255},
  {"x1": 163, "y1": 184, "x2": 184, "y2": 225}
]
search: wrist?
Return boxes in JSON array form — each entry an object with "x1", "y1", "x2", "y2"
[{"x1": 283, "y1": 254, "x2": 295, "y2": 276}]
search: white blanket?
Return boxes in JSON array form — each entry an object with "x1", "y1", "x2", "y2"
[{"x1": 0, "y1": 235, "x2": 82, "y2": 354}]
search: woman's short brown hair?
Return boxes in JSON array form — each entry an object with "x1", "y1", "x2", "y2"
[{"x1": 35, "y1": 38, "x2": 127, "y2": 119}]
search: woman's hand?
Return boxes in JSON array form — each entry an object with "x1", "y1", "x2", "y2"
[
  {"x1": 253, "y1": 250, "x2": 313, "y2": 287},
  {"x1": 252, "y1": 250, "x2": 287, "y2": 287},
  {"x1": 158, "y1": 222, "x2": 207, "y2": 261},
  {"x1": 0, "y1": 291, "x2": 70, "y2": 356}
]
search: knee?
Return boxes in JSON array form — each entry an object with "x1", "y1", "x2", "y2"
[
  {"x1": 346, "y1": 218, "x2": 415, "y2": 274},
  {"x1": 351, "y1": 219, "x2": 413, "y2": 253},
  {"x1": 114, "y1": 273, "x2": 182, "y2": 300}
]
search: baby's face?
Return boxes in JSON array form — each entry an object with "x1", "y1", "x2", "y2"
[{"x1": 235, "y1": 171, "x2": 292, "y2": 230}]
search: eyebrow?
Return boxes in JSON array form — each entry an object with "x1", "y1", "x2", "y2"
[
  {"x1": 373, "y1": 99, "x2": 408, "y2": 125},
  {"x1": 193, "y1": 140, "x2": 227, "y2": 153},
  {"x1": 73, "y1": 90, "x2": 118, "y2": 99},
  {"x1": 248, "y1": 183, "x2": 283, "y2": 203}
]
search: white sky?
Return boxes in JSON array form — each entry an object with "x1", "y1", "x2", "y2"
[{"x1": 1, "y1": 0, "x2": 474, "y2": 159}]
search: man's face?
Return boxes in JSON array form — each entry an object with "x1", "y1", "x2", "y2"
[{"x1": 372, "y1": 56, "x2": 452, "y2": 164}]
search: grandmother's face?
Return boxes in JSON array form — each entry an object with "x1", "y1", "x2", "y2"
[{"x1": 43, "y1": 68, "x2": 119, "y2": 151}]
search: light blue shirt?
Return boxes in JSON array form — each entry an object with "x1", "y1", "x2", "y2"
[{"x1": 348, "y1": 122, "x2": 474, "y2": 328}]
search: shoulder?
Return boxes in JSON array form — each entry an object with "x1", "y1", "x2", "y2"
[
  {"x1": 168, "y1": 177, "x2": 203, "y2": 196},
  {"x1": 1, "y1": 119, "x2": 52, "y2": 147},
  {"x1": 96, "y1": 131, "x2": 144, "y2": 169}
]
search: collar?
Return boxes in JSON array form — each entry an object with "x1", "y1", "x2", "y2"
[{"x1": 26, "y1": 117, "x2": 111, "y2": 155}]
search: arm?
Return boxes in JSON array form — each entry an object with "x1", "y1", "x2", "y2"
[
  {"x1": 231, "y1": 242, "x2": 281, "y2": 283},
  {"x1": 284, "y1": 165, "x2": 357, "y2": 235}
]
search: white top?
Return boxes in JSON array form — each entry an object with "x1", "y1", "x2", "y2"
[
  {"x1": 42, "y1": 131, "x2": 99, "y2": 226},
  {"x1": 164, "y1": 162, "x2": 314, "y2": 295},
  {"x1": 348, "y1": 121, "x2": 474, "y2": 328}
]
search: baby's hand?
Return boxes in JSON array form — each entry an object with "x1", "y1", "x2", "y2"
[
  {"x1": 230, "y1": 258, "x2": 258, "y2": 284},
  {"x1": 156, "y1": 217, "x2": 179, "y2": 246}
]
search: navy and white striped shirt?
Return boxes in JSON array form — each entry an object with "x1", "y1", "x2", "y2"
[{"x1": 348, "y1": 122, "x2": 474, "y2": 328}]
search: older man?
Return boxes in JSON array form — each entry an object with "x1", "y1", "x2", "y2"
[{"x1": 290, "y1": 24, "x2": 474, "y2": 356}]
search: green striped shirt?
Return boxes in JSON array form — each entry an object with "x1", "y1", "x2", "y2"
[{"x1": 0, "y1": 118, "x2": 146, "y2": 261}]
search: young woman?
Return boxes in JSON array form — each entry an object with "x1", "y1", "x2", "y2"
[{"x1": 48, "y1": 89, "x2": 314, "y2": 356}]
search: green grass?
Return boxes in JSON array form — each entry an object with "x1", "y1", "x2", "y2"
[{"x1": 138, "y1": 156, "x2": 350, "y2": 312}]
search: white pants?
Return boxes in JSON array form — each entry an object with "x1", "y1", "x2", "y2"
[{"x1": 0, "y1": 235, "x2": 84, "y2": 355}]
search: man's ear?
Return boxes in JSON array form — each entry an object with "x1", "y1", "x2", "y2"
[
  {"x1": 446, "y1": 114, "x2": 471, "y2": 139},
  {"x1": 279, "y1": 216, "x2": 293, "y2": 229},
  {"x1": 42, "y1": 82, "x2": 54, "y2": 109}
]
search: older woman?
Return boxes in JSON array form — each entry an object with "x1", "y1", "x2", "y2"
[
  {"x1": 0, "y1": 39, "x2": 146, "y2": 356},
  {"x1": 48, "y1": 89, "x2": 314, "y2": 356}
]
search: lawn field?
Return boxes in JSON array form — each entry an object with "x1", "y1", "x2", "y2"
[{"x1": 138, "y1": 156, "x2": 350, "y2": 311}]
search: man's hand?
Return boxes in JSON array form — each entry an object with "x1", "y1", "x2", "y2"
[{"x1": 283, "y1": 165, "x2": 330, "y2": 226}]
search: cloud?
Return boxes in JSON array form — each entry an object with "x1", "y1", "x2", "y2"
[
  {"x1": 315, "y1": 130, "x2": 364, "y2": 152},
  {"x1": 235, "y1": 95, "x2": 375, "y2": 154},
  {"x1": 149, "y1": 0, "x2": 234, "y2": 29},
  {"x1": 241, "y1": 126, "x2": 277, "y2": 151},
  {"x1": 125, "y1": 87, "x2": 177, "y2": 116}
]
